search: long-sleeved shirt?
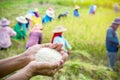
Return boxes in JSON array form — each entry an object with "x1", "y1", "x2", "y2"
[
  {"x1": 106, "y1": 27, "x2": 119, "y2": 52},
  {"x1": 74, "y1": 9, "x2": 80, "y2": 17},
  {"x1": 53, "y1": 36, "x2": 72, "y2": 52},
  {"x1": 14, "y1": 23, "x2": 26, "y2": 39},
  {"x1": 0, "y1": 26, "x2": 16, "y2": 48},
  {"x1": 42, "y1": 15, "x2": 53, "y2": 24}
]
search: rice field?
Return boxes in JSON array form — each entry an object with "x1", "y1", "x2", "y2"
[{"x1": 0, "y1": 0, "x2": 120, "y2": 80}]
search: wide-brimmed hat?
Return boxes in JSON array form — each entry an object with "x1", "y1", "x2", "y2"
[
  {"x1": 25, "y1": 14, "x2": 32, "y2": 20},
  {"x1": 46, "y1": 8, "x2": 54, "y2": 18},
  {"x1": 52, "y1": 25, "x2": 67, "y2": 33},
  {"x1": 74, "y1": 5, "x2": 80, "y2": 9},
  {"x1": 16, "y1": 16, "x2": 27, "y2": 23},
  {"x1": 0, "y1": 18, "x2": 10, "y2": 26},
  {"x1": 34, "y1": 8, "x2": 38, "y2": 12},
  {"x1": 112, "y1": 17, "x2": 120, "y2": 24}
]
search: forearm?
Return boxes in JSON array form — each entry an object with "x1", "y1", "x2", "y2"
[
  {"x1": 0, "y1": 54, "x2": 31, "y2": 78},
  {"x1": 6, "y1": 66, "x2": 33, "y2": 80}
]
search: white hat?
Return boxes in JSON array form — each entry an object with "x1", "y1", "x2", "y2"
[
  {"x1": 74, "y1": 5, "x2": 80, "y2": 9},
  {"x1": 16, "y1": 16, "x2": 27, "y2": 23},
  {"x1": 0, "y1": 18, "x2": 10, "y2": 26},
  {"x1": 46, "y1": 8, "x2": 54, "y2": 18},
  {"x1": 25, "y1": 14, "x2": 32, "y2": 20},
  {"x1": 34, "y1": 8, "x2": 38, "y2": 12},
  {"x1": 52, "y1": 25, "x2": 67, "y2": 33},
  {"x1": 112, "y1": 17, "x2": 120, "y2": 24}
]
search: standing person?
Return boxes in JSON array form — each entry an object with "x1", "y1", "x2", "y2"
[
  {"x1": 42, "y1": 8, "x2": 55, "y2": 24},
  {"x1": 106, "y1": 18, "x2": 120, "y2": 69},
  {"x1": 14, "y1": 16, "x2": 27, "y2": 40},
  {"x1": 89, "y1": 5, "x2": 97, "y2": 15},
  {"x1": 73, "y1": 5, "x2": 80, "y2": 17},
  {"x1": 51, "y1": 25, "x2": 72, "y2": 55},
  {"x1": 113, "y1": 3, "x2": 119, "y2": 13},
  {"x1": 0, "y1": 18, "x2": 16, "y2": 50},
  {"x1": 26, "y1": 23, "x2": 42, "y2": 49}
]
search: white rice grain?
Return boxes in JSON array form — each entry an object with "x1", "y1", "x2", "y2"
[{"x1": 35, "y1": 48, "x2": 62, "y2": 63}]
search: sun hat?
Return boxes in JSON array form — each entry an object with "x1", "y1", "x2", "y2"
[
  {"x1": 0, "y1": 18, "x2": 10, "y2": 26},
  {"x1": 52, "y1": 25, "x2": 67, "y2": 33},
  {"x1": 34, "y1": 8, "x2": 39, "y2": 12},
  {"x1": 16, "y1": 16, "x2": 27, "y2": 24},
  {"x1": 74, "y1": 5, "x2": 80, "y2": 9},
  {"x1": 25, "y1": 14, "x2": 32, "y2": 20},
  {"x1": 46, "y1": 8, "x2": 55, "y2": 18},
  {"x1": 112, "y1": 17, "x2": 120, "y2": 25}
]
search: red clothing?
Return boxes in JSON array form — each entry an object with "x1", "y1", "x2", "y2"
[{"x1": 51, "y1": 32, "x2": 62, "y2": 43}]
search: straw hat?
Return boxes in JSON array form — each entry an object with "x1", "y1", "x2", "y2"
[
  {"x1": 34, "y1": 8, "x2": 39, "y2": 12},
  {"x1": 46, "y1": 8, "x2": 55, "y2": 18},
  {"x1": 112, "y1": 17, "x2": 120, "y2": 24},
  {"x1": 25, "y1": 14, "x2": 32, "y2": 20},
  {"x1": 52, "y1": 25, "x2": 67, "y2": 33},
  {"x1": 16, "y1": 16, "x2": 27, "y2": 23},
  {"x1": 0, "y1": 18, "x2": 10, "y2": 26},
  {"x1": 74, "y1": 5, "x2": 80, "y2": 9}
]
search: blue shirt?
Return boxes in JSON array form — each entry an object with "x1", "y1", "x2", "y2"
[
  {"x1": 42, "y1": 15, "x2": 53, "y2": 24},
  {"x1": 74, "y1": 9, "x2": 80, "y2": 17},
  {"x1": 106, "y1": 27, "x2": 119, "y2": 52},
  {"x1": 53, "y1": 36, "x2": 72, "y2": 52},
  {"x1": 89, "y1": 5, "x2": 94, "y2": 14}
]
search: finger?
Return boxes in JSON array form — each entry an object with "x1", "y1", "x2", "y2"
[
  {"x1": 54, "y1": 44, "x2": 63, "y2": 52},
  {"x1": 60, "y1": 51, "x2": 68, "y2": 61},
  {"x1": 41, "y1": 43, "x2": 52, "y2": 48},
  {"x1": 36, "y1": 69, "x2": 57, "y2": 77},
  {"x1": 47, "y1": 69, "x2": 58, "y2": 77},
  {"x1": 51, "y1": 43, "x2": 62, "y2": 49},
  {"x1": 29, "y1": 44, "x2": 42, "y2": 51},
  {"x1": 36, "y1": 62, "x2": 59, "y2": 69}
]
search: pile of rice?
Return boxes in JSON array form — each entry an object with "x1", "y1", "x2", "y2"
[{"x1": 35, "y1": 48, "x2": 62, "y2": 63}]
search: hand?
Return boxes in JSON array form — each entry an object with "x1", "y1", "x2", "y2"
[
  {"x1": 25, "y1": 61, "x2": 60, "y2": 77},
  {"x1": 23, "y1": 43, "x2": 68, "y2": 62},
  {"x1": 23, "y1": 43, "x2": 68, "y2": 77}
]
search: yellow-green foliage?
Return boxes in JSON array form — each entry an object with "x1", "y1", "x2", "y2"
[{"x1": 0, "y1": 0, "x2": 120, "y2": 80}]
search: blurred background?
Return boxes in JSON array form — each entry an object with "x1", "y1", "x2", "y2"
[{"x1": 0, "y1": 0, "x2": 120, "y2": 80}]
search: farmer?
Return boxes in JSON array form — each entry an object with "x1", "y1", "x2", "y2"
[
  {"x1": 89, "y1": 5, "x2": 97, "y2": 15},
  {"x1": 25, "y1": 14, "x2": 32, "y2": 31},
  {"x1": 14, "y1": 16, "x2": 27, "y2": 40},
  {"x1": 26, "y1": 23, "x2": 42, "y2": 49},
  {"x1": 73, "y1": 5, "x2": 80, "y2": 17},
  {"x1": 0, "y1": 43, "x2": 68, "y2": 80},
  {"x1": 58, "y1": 11, "x2": 69, "y2": 19},
  {"x1": 31, "y1": 8, "x2": 42, "y2": 29},
  {"x1": 51, "y1": 25, "x2": 72, "y2": 55},
  {"x1": 0, "y1": 18, "x2": 16, "y2": 50},
  {"x1": 42, "y1": 8, "x2": 55, "y2": 24},
  {"x1": 106, "y1": 17, "x2": 120, "y2": 69},
  {"x1": 113, "y1": 3, "x2": 119, "y2": 12}
]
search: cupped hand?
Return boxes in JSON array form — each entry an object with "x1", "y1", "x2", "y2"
[
  {"x1": 25, "y1": 61, "x2": 60, "y2": 77},
  {"x1": 23, "y1": 43, "x2": 68, "y2": 63}
]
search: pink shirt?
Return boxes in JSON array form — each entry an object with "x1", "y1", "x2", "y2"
[{"x1": 0, "y1": 26, "x2": 16, "y2": 48}]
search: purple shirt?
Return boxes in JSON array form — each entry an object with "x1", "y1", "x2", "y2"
[{"x1": 0, "y1": 26, "x2": 16, "y2": 48}]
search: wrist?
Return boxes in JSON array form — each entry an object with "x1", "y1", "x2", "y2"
[{"x1": 22, "y1": 66, "x2": 34, "y2": 79}]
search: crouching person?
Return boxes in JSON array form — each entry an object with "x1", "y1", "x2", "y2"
[
  {"x1": 0, "y1": 18, "x2": 16, "y2": 50},
  {"x1": 26, "y1": 24, "x2": 42, "y2": 49},
  {"x1": 51, "y1": 25, "x2": 72, "y2": 55}
]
